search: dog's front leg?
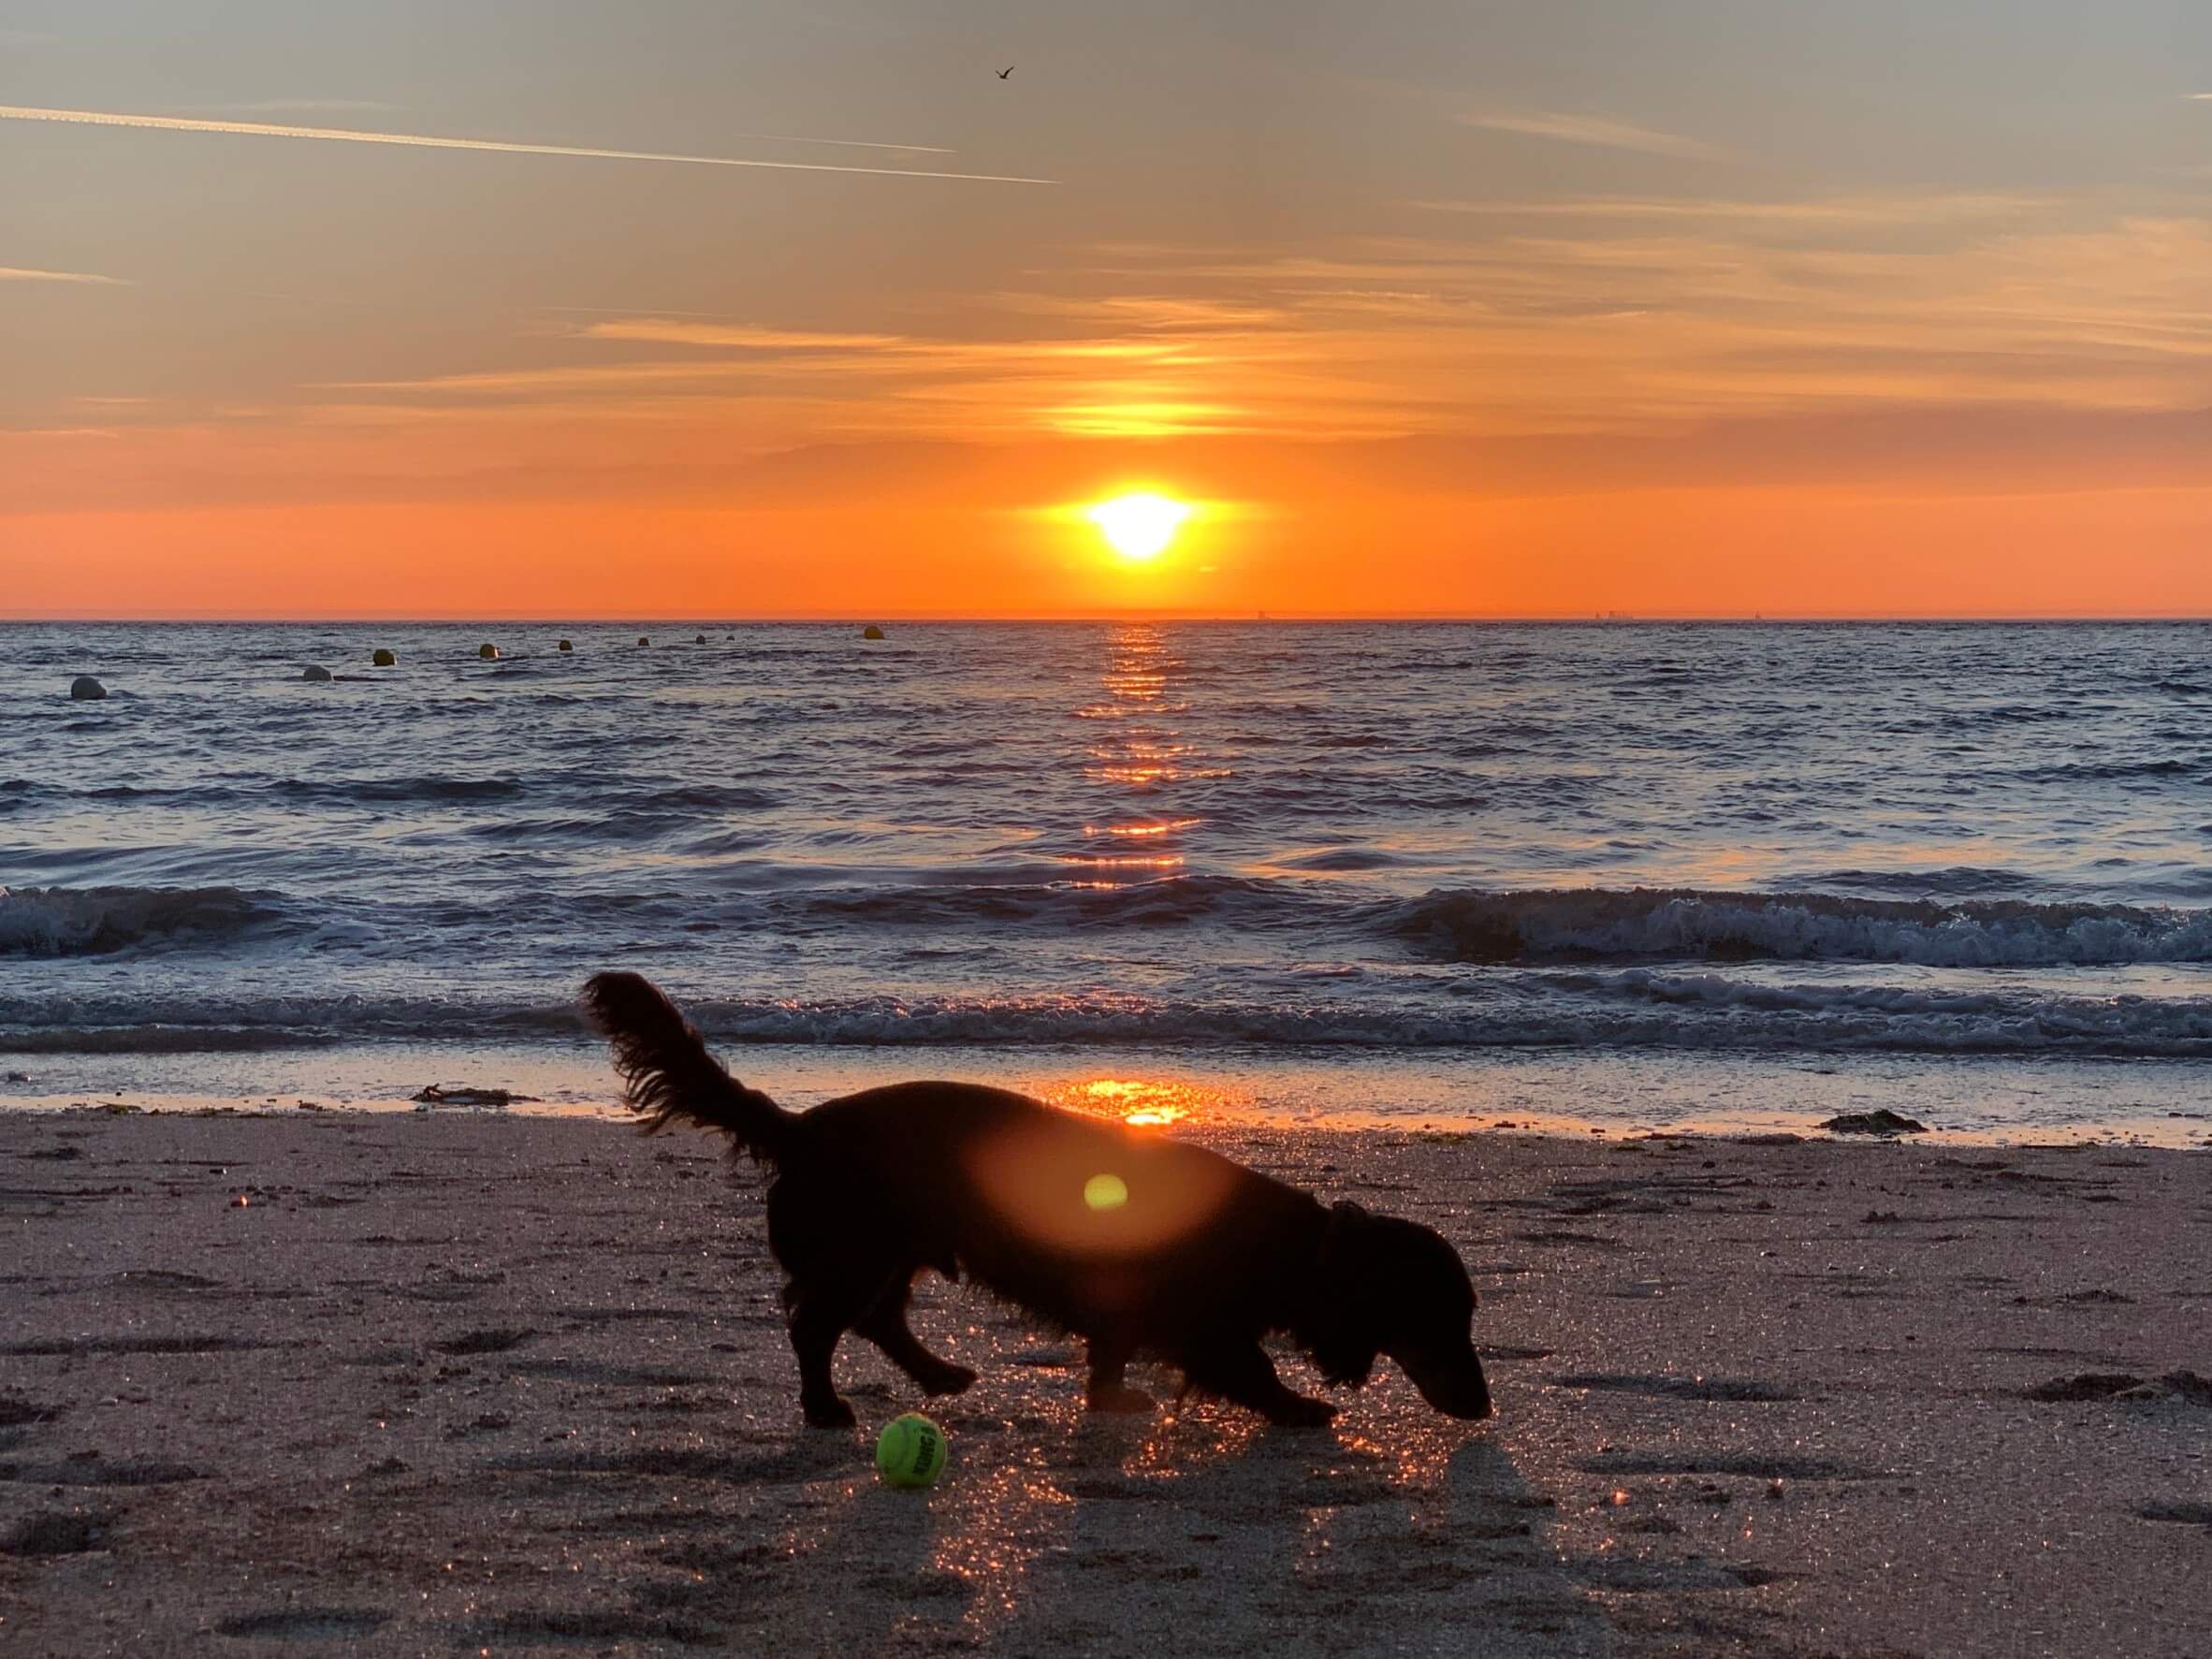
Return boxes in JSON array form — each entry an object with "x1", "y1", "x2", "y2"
[{"x1": 1183, "y1": 1339, "x2": 1337, "y2": 1428}]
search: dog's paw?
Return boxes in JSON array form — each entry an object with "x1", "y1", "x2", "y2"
[
  {"x1": 1085, "y1": 1381, "x2": 1158, "y2": 1415},
  {"x1": 802, "y1": 1393, "x2": 857, "y2": 1430},
  {"x1": 1268, "y1": 1394, "x2": 1339, "y2": 1429},
  {"x1": 921, "y1": 1362, "x2": 979, "y2": 1397}
]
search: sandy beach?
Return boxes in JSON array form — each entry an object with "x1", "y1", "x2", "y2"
[{"x1": 1, "y1": 1108, "x2": 2205, "y2": 1657}]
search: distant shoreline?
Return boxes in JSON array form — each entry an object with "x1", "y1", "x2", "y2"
[{"x1": 10, "y1": 615, "x2": 2212, "y2": 627}]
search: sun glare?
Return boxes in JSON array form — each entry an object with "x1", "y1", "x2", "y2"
[
  {"x1": 1060, "y1": 1078, "x2": 1206, "y2": 1127},
  {"x1": 1085, "y1": 493, "x2": 1192, "y2": 560}
]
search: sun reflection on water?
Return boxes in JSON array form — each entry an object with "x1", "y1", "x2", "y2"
[
  {"x1": 1094, "y1": 763, "x2": 1176, "y2": 788},
  {"x1": 1075, "y1": 625, "x2": 1219, "y2": 806},
  {"x1": 1054, "y1": 1076, "x2": 1232, "y2": 1128},
  {"x1": 1083, "y1": 818, "x2": 1204, "y2": 838}
]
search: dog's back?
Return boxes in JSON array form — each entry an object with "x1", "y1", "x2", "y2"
[{"x1": 785, "y1": 1082, "x2": 1323, "y2": 1342}]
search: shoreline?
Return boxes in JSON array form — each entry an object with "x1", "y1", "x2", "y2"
[
  {"x1": 5, "y1": 1091, "x2": 2208, "y2": 1154},
  {"x1": 8, "y1": 1038, "x2": 2212, "y2": 1150},
  {"x1": 3, "y1": 1110, "x2": 2205, "y2": 1655}
]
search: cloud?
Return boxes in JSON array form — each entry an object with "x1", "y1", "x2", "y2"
[
  {"x1": 308, "y1": 196, "x2": 2212, "y2": 445},
  {"x1": 0, "y1": 264, "x2": 128, "y2": 284},
  {"x1": 29, "y1": 176, "x2": 2205, "y2": 465},
  {"x1": 1406, "y1": 193, "x2": 2050, "y2": 229},
  {"x1": 175, "y1": 99, "x2": 405, "y2": 116},
  {"x1": 577, "y1": 321, "x2": 911, "y2": 352},
  {"x1": 991, "y1": 294, "x2": 1291, "y2": 330},
  {"x1": 0, "y1": 104, "x2": 1050, "y2": 182},
  {"x1": 1462, "y1": 110, "x2": 1734, "y2": 163},
  {"x1": 167, "y1": 99, "x2": 959, "y2": 152},
  {"x1": 313, "y1": 305, "x2": 1372, "y2": 442}
]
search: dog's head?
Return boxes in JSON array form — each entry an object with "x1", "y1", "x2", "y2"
[{"x1": 1303, "y1": 1201, "x2": 1492, "y2": 1419}]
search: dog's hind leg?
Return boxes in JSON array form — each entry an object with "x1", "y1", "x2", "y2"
[
  {"x1": 1084, "y1": 1331, "x2": 1157, "y2": 1414},
  {"x1": 1181, "y1": 1338, "x2": 1336, "y2": 1428},
  {"x1": 769, "y1": 1172, "x2": 910, "y2": 1428},
  {"x1": 855, "y1": 1274, "x2": 977, "y2": 1399},
  {"x1": 787, "y1": 1280, "x2": 874, "y2": 1429}
]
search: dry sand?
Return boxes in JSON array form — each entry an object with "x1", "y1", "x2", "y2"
[{"x1": 1, "y1": 1108, "x2": 2206, "y2": 1656}]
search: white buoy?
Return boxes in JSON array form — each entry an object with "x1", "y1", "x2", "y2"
[{"x1": 70, "y1": 676, "x2": 107, "y2": 700}]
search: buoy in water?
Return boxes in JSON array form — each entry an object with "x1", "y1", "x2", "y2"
[
  {"x1": 558, "y1": 639, "x2": 573, "y2": 652},
  {"x1": 637, "y1": 635, "x2": 650, "y2": 647},
  {"x1": 302, "y1": 665, "x2": 333, "y2": 682},
  {"x1": 694, "y1": 633, "x2": 706, "y2": 646},
  {"x1": 479, "y1": 643, "x2": 500, "y2": 660},
  {"x1": 862, "y1": 625, "x2": 885, "y2": 641},
  {"x1": 69, "y1": 676, "x2": 108, "y2": 701},
  {"x1": 371, "y1": 648, "x2": 397, "y2": 667}
]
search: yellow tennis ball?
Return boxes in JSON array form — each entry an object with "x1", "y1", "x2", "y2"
[{"x1": 875, "y1": 1412, "x2": 949, "y2": 1490}]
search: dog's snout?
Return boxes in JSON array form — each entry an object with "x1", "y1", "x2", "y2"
[{"x1": 1400, "y1": 1347, "x2": 1494, "y2": 1420}]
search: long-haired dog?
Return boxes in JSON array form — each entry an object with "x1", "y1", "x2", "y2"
[{"x1": 584, "y1": 971, "x2": 1492, "y2": 1428}]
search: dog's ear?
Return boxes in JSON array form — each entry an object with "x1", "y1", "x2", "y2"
[
  {"x1": 1316, "y1": 1200, "x2": 1376, "y2": 1284},
  {"x1": 1302, "y1": 1201, "x2": 1381, "y2": 1388}
]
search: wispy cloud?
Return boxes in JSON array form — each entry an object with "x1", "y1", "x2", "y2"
[
  {"x1": 175, "y1": 98, "x2": 404, "y2": 116},
  {"x1": 0, "y1": 104, "x2": 1051, "y2": 182},
  {"x1": 1408, "y1": 193, "x2": 2049, "y2": 228},
  {"x1": 316, "y1": 307, "x2": 1364, "y2": 441},
  {"x1": 578, "y1": 321, "x2": 910, "y2": 351},
  {"x1": 32, "y1": 174, "x2": 2205, "y2": 465},
  {"x1": 165, "y1": 98, "x2": 967, "y2": 152},
  {"x1": 0, "y1": 264, "x2": 128, "y2": 284},
  {"x1": 1462, "y1": 110, "x2": 1733, "y2": 162},
  {"x1": 991, "y1": 294, "x2": 1291, "y2": 330}
]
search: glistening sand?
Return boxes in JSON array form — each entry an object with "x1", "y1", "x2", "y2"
[{"x1": 2, "y1": 1109, "x2": 2205, "y2": 1656}]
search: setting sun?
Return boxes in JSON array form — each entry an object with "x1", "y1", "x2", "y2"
[{"x1": 1084, "y1": 493, "x2": 1193, "y2": 561}]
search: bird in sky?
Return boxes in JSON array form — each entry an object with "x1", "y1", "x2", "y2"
[{"x1": 997, "y1": 65, "x2": 1014, "y2": 79}]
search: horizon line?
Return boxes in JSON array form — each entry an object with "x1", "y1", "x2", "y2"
[{"x1": 9, "y1": 612, "x2": 2212, "y2": 626}]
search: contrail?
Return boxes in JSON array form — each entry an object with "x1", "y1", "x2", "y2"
[
  {"x1": 0, "y1": 265, "x2": 127, "y2": 284},
  {"x1": 0, "y1": 104, "x2": 1055, "y2": 184}
]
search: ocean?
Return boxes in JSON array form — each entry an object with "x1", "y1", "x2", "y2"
[{"x1": 6, "y1": 619, "x2": 2211, "y2": 1142}]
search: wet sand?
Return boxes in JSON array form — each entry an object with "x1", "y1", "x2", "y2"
[{"x1": 1, "y1": 1109, "x2": 2206, "y2": 1656}]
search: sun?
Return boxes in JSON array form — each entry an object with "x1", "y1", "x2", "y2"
[{"x1": 1084, "y1": 493, "x2": 1192, "y2": 560}]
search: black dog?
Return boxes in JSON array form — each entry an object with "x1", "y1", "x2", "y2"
[{"x1": 584, "y1": 972, "x2": 1492, "y2": 1429}]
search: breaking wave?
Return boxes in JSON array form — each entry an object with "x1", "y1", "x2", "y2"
[
  {"x1": 1383, "y1": 887, "x2": 2212, "y2": 968},
  {"x1": 10, "y1": 976, "x2": 2212, "y2": 1057},
  {"x1": 0, "y1": 887, "x2": 284, "y2": 958}
]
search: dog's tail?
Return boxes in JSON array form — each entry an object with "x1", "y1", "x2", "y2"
[{"x1": 581, "y1": 971, "x2": 796, "y2": 1160}]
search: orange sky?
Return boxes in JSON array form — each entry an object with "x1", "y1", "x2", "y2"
[{"x1": 5, "y1": 2, "x2": 2210, "y2": 617}]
